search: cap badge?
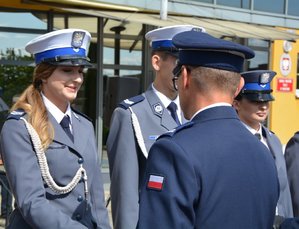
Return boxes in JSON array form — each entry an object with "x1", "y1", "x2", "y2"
[
  {"x1": 260, "y1": 73, "x2": 270, "y2": 84},
  {"x1": 72, "y1": 31, "x2": 85, "y2": 49}
]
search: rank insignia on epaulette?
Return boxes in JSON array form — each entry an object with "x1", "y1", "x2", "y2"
[
  {"x1": 147, "y1": 174, "x2": 164, "y2": 191},
  {"x1": 7, "y1": 109, "x2": 26, "y2": 120},
  {"x1": 72, "y1": 31, "x2": 85, "y2": 49},
  {"x1": 10, "y1": 110, "x2": 25, "y2": 116},
  {"x1": 124, "y1": 99, "x2": 134, "y2": 105}
]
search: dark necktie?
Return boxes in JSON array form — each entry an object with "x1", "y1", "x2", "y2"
[
  {"x1": 60, "y1": 115, "x2": 74, "y2": 142},
  {"x1": 167, "y1": 102, "x2": 180, "y2": 125},
  {"x1": 254, "y1": 133, "x2": 261, "y2": 140}
]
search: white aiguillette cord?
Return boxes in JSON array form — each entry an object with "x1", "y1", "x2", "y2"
[
  {"x1": 20, "y1": 117, "x2": 88, "y2": 199},
  {"x1": 128, "y1": 107, "x2": 148, "y2": 158}
]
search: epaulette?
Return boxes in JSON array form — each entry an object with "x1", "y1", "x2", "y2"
[
  {"x1": 118, "y1": 95, "x2": 145, "y2": 110},
  {"x1": 7, "y1": 109, "x2": 26, "y2": 120},
  {"x1": 71, "y1": 107, "x2": 92, "y2": 122},
  {"x1": 159, "y1": 121, "x2": 194, "y2": 139}
]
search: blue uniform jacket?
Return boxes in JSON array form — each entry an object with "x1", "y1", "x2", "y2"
[
  {"x1": 106, "y1": 86, "x2": 181, "y2": 229},
  {"x1": 285, "y1": 131, "x2": 299, "y2": 217},
  {"x1": 262, "y1": 126, "x2": 293, "y2": 218},
  {"x1": 0, "y1": 109, "x2": 110, "y2": 229},
  {"x1": 137, "y1": 106, "x2": 279, "y2": 229}
]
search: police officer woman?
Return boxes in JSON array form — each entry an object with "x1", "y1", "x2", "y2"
[{"x1": 0, "y1": 29, "x2": 110, "y2": 229}]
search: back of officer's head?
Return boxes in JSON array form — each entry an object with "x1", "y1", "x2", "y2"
[{"x1": 172, "y1": 29, "x2": 255, "y2": 96}]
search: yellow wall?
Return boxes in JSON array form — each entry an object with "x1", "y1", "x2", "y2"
[{"x1": 270, "y1": 33, "x2": 299, "y2": 144}]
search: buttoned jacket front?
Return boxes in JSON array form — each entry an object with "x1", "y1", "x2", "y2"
[{"x1": 0, "y1": 109, "x2": 110, "y2": 229}]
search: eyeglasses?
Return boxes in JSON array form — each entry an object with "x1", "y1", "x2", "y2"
[{"x1": 172, "y1": 64, "x2": 182, "y2": 91}]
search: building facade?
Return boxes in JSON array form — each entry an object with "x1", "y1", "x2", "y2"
[{"x1": 1, "y1": 0, "x2": 299, "y2": 149}]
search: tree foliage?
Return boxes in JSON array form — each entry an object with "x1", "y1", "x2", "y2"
[{"x1": 0, "y1": 48, "x2": 34, "y2": 107}]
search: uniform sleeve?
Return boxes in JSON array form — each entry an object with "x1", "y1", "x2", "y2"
[
  {"x1": 88, "y1": 123, "x2": 111, "y2": 229},
  {"x1": 285, "y1": 133, "x2": 299, "y2": 216},
  {"x1": 0, "y1": 119, "x2": 87, "y2": 229},
  {"x1": 137, "y1": 136, "x2": 199, "y2": 229},
  {"x1": 106, "y1": 107, "x2": 140, "y2": 229}
]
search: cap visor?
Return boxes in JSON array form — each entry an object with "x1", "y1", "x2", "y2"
[
  {"x1": 47, "y1": 59, "x2": 92, "y2": 67},
  {"x1": 243, "y1": 93, "x2": 274, "y2": 102}
]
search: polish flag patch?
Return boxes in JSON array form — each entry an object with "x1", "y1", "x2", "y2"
[{"x1": 147, "y1": 174, "x2": 164, "y2": 191}]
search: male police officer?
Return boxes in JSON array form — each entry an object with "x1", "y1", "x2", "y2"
[
  {"x1": 137, "y1": 30, "x2": 279, "y2": 228},
  {"x1": 106, "y1": 25, "x2": 205, "y2": 229},
  {"x1": 233, "y1": 70, "x2": 293, "y2": 227}
]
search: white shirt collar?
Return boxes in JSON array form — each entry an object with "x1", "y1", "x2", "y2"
[
  {"x1": 190, "y1": 103, "x2": 232, "y2": 121},
  {"x1": 242, "y1": 122, "x2": 262, "y2": 135},
  {"x1": 151, "y1": 83, "x2": 182, "y2": 114},
  {"x1": 41, "y1": 93, "x2": 72, "y2": 124}
]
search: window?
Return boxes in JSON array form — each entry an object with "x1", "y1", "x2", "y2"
[
  {"x1": 217, "y1": 0, "x2": 250, "y2": 9},
  {"x1": 247, "y1": 39, "x2": 270, "y2": 70},
  {"x1": 254, "y1": 0, "x2": 284, "y2": 14},
  {"x1": 288, "y1": 0, "x2": 299, "y2": 16}
]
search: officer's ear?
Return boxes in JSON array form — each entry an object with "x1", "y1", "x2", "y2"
[
  {"x1": 152, "y1": 54, "x2": 161, "y2": 71},
  {"x1": 181, "y1": 66, "x2": 191, "y2": 89},
  {"x1": 234, "y1": 76, "x2": 244, "y2": 98}
]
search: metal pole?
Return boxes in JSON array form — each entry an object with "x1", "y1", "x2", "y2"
[
  {"x1": 160, "y1": 0, "x2": 168, "y2": 20},
  {"x1": 95, "y1": 17, "x2": 104, "y2": 160}
]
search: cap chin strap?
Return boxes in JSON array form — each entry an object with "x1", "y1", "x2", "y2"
[
  {"x1": 21, "y1": 117, "x2": 89, "y2": 199},
  {"x1": 41, "y1": 55, "x2": 90, "y2": 64},
  {"x1": 241, "y1": 89, "x2": 273, "y2": 94}
]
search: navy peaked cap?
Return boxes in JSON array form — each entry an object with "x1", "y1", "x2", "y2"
[
  {"x1": 172, "y1": 30, "x2": 255, "y2": 73},
  {"x1": 238, "y1": 70, "x2": 276, "y2": 102}
]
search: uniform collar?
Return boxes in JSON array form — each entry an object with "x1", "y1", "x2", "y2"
[
  {"x1": 151, "y1": 83, "x2": 181, "y2": 114},
  {"x1": 242, "y1": 122, "x2": 262, "y2": 135},
  {"x1": 41, "y1": 93, "x2": 72, "y2": 124},
  {"x1": 190, "y1": 103, "x2": 231, "y2": 121}
]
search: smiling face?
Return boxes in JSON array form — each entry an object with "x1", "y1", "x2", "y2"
[
  {"x1": 233, "y1": 97, "x2": 270, "y2": 130},
  {"x1": 41, "y1": 65, "x2": 84, "y2": 112}
]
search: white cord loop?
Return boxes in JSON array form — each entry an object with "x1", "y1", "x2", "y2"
[
  {"x1": 21, "y1": 117, "x2": 88, "y2": 196},
  {"x1": 128, "y1": 107, "x2": 148, "y2": 158}
]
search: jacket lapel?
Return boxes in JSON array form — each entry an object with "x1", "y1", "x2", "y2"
[
  {"x1": 49, "y1": 112, "x2": 74, "y2": 147},
  {"x1": 262, "y1": 127, "x2": 276, "y2": 159},
  {"x1": 71, "y1": 111, "x2": 90, "y2": 154},
  {"x1": 145, "y1": 87, "x2": 179, "y2": 130}
]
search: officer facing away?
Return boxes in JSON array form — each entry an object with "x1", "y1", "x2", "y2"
[
  {"x1": 106, "y1": 25, "x2": 205, "y2": 229},
  {"x1": 137, "y1": 29, "x2": 279, "y2": 229}
]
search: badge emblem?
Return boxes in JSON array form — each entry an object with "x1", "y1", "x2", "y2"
[
  {"x1": 260, "y1": 73, "x2": 270, "y2": 84},
  {"x1": 72, "y1": 31, "x2": 85, "y2": 49},
  {"x1": 153, "y1": 103, "x2": 163, "y2": 115}
]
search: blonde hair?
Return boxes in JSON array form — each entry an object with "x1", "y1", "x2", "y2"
[{"x1": 11, "y1": 63, "x2": 56, "y2": 149}]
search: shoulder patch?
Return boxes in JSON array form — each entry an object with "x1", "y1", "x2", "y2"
[
  {"x1": 118, "y1": 95, "x2": 145, "y2": 110},
  {"x1": 159, "y1": 121, "x2": 194, "y2": 139},
  {"x1": 7, "y1": 109, "x2": 26, "y2": 120},
  {"x1": 71, "y1": 107, "x2": 92, "y2": 122}
]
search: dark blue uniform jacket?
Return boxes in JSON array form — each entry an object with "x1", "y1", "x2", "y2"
[{"x1": 138, "y1": 106, "x2": 279, "y2": 229}]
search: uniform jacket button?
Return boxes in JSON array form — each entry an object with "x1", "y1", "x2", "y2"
[
  {"x1": 78, "y1": 158, "x2": 84, "y2": 164},
  {"x1": 75, "y1": 214, "x2": 82, "y2": 221},
  {"x1": 77, "y1": 195, "x2": 83, "y2": 202}
]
